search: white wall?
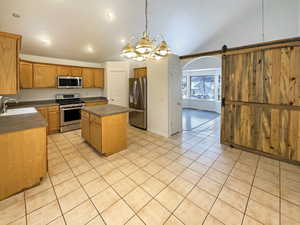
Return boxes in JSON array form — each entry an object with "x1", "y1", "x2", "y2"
[
  {"x1": 147, "y1": 55, "x2": 182, "y2": 137},
  {"x1": 194, "y1": 0, "x2": 299, "y2": 54},
  {"x1": 147, "y1": 58, "x2": 169, "y2": 136}
]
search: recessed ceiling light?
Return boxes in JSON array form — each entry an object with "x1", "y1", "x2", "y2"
[
  {"x1": 105, "y1": 10, "x2": 115, "y2": 21},
  {"x1": 37, "y1": 35, "x2": 51, "y2": 46},
  {"x1": 86, "y1": 45, "x2": 94, "y2": 53},
  {"x1": 12, "y1": 13, "x2": 20, "y2": 18},
  {"x1": 121, "y1": 39, "x2": 126, "y2": 44}
]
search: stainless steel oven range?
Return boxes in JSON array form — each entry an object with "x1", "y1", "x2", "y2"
[{"x1": 55, "y1": 93, "x2": 85, "y2": 132}]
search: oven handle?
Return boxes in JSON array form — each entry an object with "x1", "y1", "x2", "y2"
[{"x1": 61, "y1": 107, "x2": 83, "y2": 111}]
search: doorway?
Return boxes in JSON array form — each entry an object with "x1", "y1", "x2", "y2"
[{"x1": 181, "y1": 56, "x2": 222, "y2": 131}]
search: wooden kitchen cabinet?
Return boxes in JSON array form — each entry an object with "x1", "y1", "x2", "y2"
[
  {"x1": 0, "y1": 126, "x2": 47, "y2": 200},
  {"x1": 81, "y1": 111, "x2": 90, "y2": 142},
  {"x1": 0, "y1": 32, "x2": 21, "y2": 94},
  {"x1": 48, "y1": 106, "x2": 60, "y2": 133},
  {"x1": 82, "y1": 68, "x2": 94, "y2": 88},
  {"x1": 56, "y1": 65, "x2": 72, "y2": 76},
  {"x1": 36, "y1": 105, "x2": 60, "y2": 134},
  {"x1": 20, "y1": 61, "x2": 33, "y2": 88},
  {"x1": 33, "y1": 64, "x2": 57, "y2": 88},
  {"x1": 94, "y1": 68, "x2": 104, "y2": 88},
  {"x1": 134, "y1": 67, "x2": 147, "y2": 78},
  {"x1": 81, "y1": 109, "x2": 128, "y2": 156},
  {"x1": 36, "y1": 107, "x2": 48, "y2": 121},
  {"x1": 71, "y1": 67, "x2": 82, "y2": 76}
]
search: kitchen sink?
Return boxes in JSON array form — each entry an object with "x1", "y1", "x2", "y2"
[{"x1": 0, "y1": 107, "x2": 37, "y2": 116}]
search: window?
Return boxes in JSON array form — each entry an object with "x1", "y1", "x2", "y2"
[
  {"x1": 190, "y1": 75, "x2": 215, "y2": 100},
  {"x1": 182, "y1": 74, "x2": 188, "y2": 98}
]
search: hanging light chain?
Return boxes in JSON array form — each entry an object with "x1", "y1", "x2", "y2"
[{"x1": 145, "y1": 0, "x2": 148, "y2": 35}]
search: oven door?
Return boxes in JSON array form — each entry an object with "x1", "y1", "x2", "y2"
[
  {"x1": 58, "y1": 77, "x2": 82, "y2": 88},
  {"x1": 60, "y1": 107, "x2": 82, "y2": 126}
]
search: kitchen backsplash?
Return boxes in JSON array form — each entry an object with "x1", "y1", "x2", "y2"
[{"x1": 3, "y1": 88, "x2": 105, "y2": 102}]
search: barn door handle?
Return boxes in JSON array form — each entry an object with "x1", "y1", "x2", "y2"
[{"x1": 222, "y1": 98, "x2": 225, "y2": 106}]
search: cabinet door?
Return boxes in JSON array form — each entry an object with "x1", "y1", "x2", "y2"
[
  {"x1": 71, "y1": 67, "x2": 82, "y2": 76},
  {"x1": 56, "y1": 65, "x2": 72, "y2": 76},
  {"x1": 48, "y1": 110, "x2": 60, "y2": 133},
  {"x1": 0, "y1": 35, "x2": 18, "y2": 94},
  {"x1": 81, "y1": 111, "x2": 90, "y2": 142},
  {"x1": 20, "y1": 61, "x2": 33, "y2": 88},
  {"x1": 33, "y1": 64, "x2": 57, "y2": 88},
  {"x1": 94, "y1": 68, "x2": 104, "y2": 88},
  {"x1": 82, "y1": 68, "x2": 94, "y2": 88},
  {"x1": 134, "y1": 67, "x2": 147, "y2": 78},
  {"x1": 37, "y1": 107, "x2": 48, "y2": 121}
]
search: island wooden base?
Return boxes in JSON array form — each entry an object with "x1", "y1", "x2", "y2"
[
  {"x1": 0, "y1": 127, "x2": 47, "y2": 200},
  {"x1": 81, "y1": 111, "x2": 128, "y2": 156}
]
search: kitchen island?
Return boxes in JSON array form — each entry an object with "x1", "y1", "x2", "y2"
[{"x1": 81, "y1": 104, "x2": 130, "y2": 156}]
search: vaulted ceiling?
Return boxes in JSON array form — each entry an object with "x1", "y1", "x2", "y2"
[{"x1": 0, "y1": 0, "x2": 299, "y2": 63}]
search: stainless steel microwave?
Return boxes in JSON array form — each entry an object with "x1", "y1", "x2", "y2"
[{"x1": 57, "y1": 76, "x2": 82, "y2": 89}]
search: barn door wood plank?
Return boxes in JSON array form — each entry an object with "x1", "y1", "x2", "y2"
[
  {"x1": 289, "y1": 110, "x2": 299, "y2": 160},
  {"x1": 270, "y1": 49, "x2": 281, "y2": 104},
  {"x1": 280, "y1": 48, "x2": 291, "y2": 105},
  {"x1": 291, "y1": 46, "x2": 300, "y2": 106}
]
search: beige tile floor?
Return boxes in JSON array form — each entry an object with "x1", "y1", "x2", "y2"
[{"x1": 1, "y1": 118, "x2": 300, "y2": 225}]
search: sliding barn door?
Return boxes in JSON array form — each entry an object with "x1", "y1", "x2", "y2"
[{"x1": 221, "y1": 46, "x2": 300, "y2": 162}]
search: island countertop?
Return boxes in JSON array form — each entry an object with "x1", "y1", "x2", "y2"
[
  {"x1": 0, "y1": 112, "x2": 48, "y2": 135},
  {"x1": 82, "y1": 104, "x2": 131, "y2": 117}
]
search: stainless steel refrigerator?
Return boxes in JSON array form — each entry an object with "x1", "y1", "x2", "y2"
[{"x1": 129, "y1": 77, "x2": 147, "y2": 129}]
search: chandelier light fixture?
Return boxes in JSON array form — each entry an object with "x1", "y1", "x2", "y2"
[{"x1": 121, "y1": 0, "x2": 171, "y2": 61}]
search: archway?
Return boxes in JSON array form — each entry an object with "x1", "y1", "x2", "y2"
[{"x1": 181, "y1": 56, "x2": 222, "y2": 131}]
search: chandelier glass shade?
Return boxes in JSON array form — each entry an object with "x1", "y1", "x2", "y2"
[{"x1": 121, "y1": 0, "x2": 171, "y2": 61}]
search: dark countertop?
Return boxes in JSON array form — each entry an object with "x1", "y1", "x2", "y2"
[
  {"x1": 7, "y1": 96, "x2": 108, "y2": 109},
  {"x1": 0, "y1": 112, "x2": 48, "y2": 135},
  {"x1": 82, "y1": 104, "x2": 130, "y2": 117},
  {"x1": 8, "y1": 100, "x2": 58, "y2": 108}
]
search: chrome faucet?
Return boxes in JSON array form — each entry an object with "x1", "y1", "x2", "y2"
[{"x1": 1, "y1": 97, "x2": 18, "y2": 114}]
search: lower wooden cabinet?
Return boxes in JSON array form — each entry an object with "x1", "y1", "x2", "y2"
[
  {"x1": 81, "y1": 111, "x2": 128, "y2": 155},
  {"x1": 36, "y1": 105, "x2": 60, "y2": 133},
  {"x1": 0, "y1": 126, "x2": 47, "y2": 200},
  {"x1": 81, "y1": 111, "x2": 90, "y2": 142}
]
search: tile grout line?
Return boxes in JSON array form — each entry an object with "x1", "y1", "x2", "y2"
[
  {"x1": 197, "y1": 147, "x2": 241, "y2": 224},
  {"x1": 46, "y1": 137, "x2": 70, "y2": 225},
  {"x1": 240, "y1": 155, "x2": 261, "y2": 225},
  {"x1": 63, "y1": 132, "x2": 109, "y2": 225}
]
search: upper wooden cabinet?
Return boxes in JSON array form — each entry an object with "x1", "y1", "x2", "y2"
[
  {"x1": 71, "y1": 67, "x2": 82, "y2": 76},
  {"x1": 56, "y1": 65, "x2": 82, "y2": 77},
  {"x1": 20, "y1": 61, "x2": 33, "y2": 88},
  {"x1": 94, "y1": 68, "x2": 104, "y2": 88},
  {"x1": 19, "y1": 59, "x2": 104, "y2": 89},
  {"x1": 33, "y1": 64, "x2": 57, "y2": 88},
  {"x1": 56, "y1": 65, "x2": 72, "y2": 76},
  {"x1": 134, "y1": 67, "x2": 147, "y2": 78},
  {"x1": 0, "y1": 32, "x2": 21, "y2": 94},
  {"x1": 82, "y1": 68, "x2": 94, "y2": 88}
]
